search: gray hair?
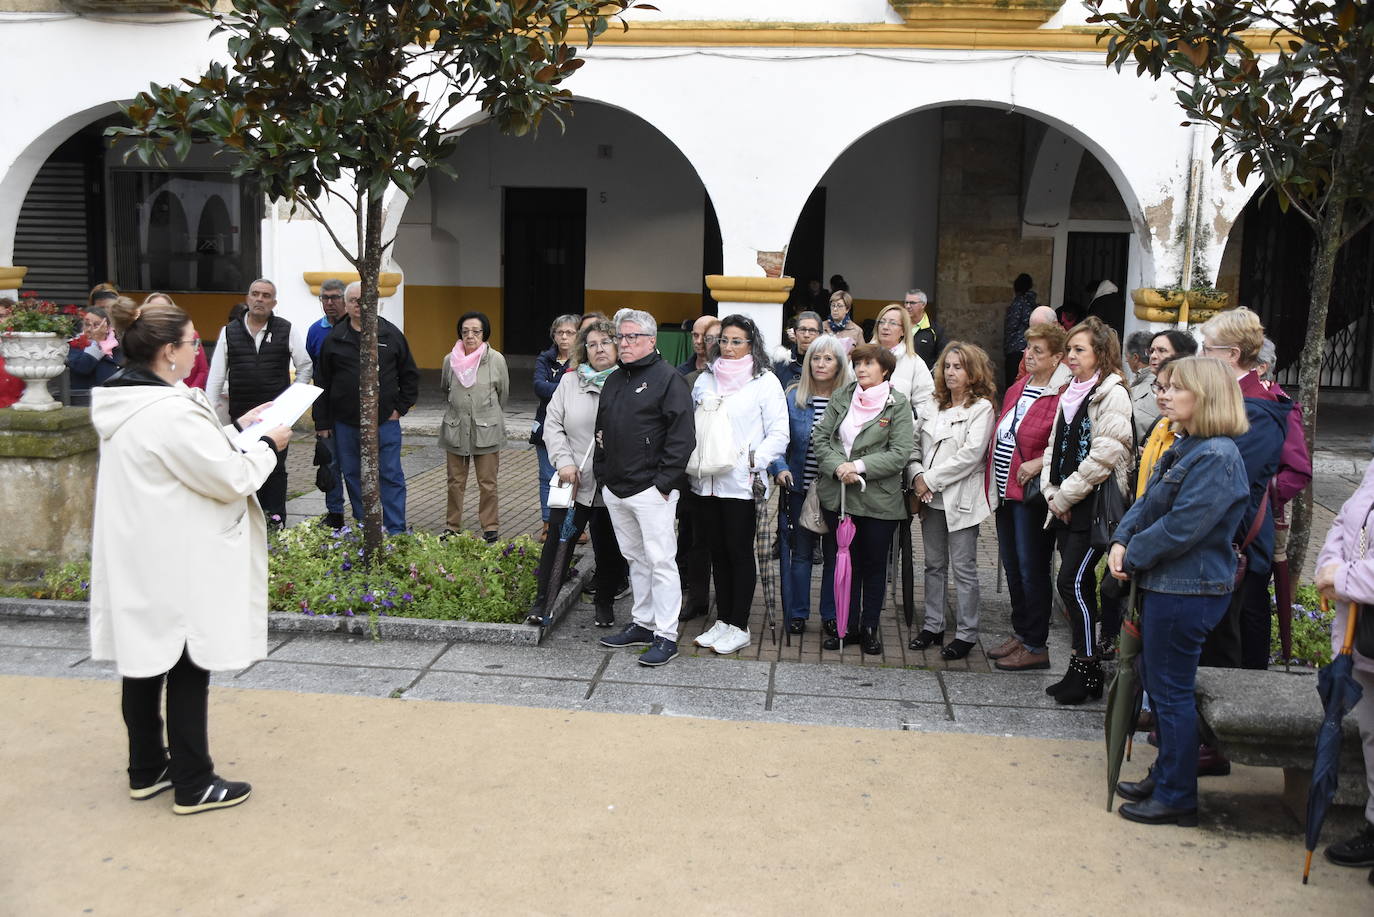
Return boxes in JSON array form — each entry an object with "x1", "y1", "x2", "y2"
[
  {"x1": 573, "y1": 319, "x2": 617, "y2": 369},
  {"x1": 1126, "y1": 331, "x2": 1153, "y2": 361},
  {"x1": 1258, "y1": 336, "x2": 1277, "y2": 381},
  {"x1": 794, "y1": 334, "x2": 854, "y2": 408},
  {"x1": 320, "y1": 278, "x2": 346, "y2": 294},
  {"x1": 906, "y1": 289, "x2": 928, "y2": 305},
  {"x1": 613, "y1": 308, "x2": 657, "y2": 337},
  {"x1": 793, "y1": 310, "x2": 822, "y2": 330},
  {"x1": 549, "y1": 313, "x2": 580, "y2": 337},
  {"x1": 344, "y1": 280, "x2": 362, "y2": 298},
  {"x1": 248, "y1": 278, "x2": 277, "y2": 295}
]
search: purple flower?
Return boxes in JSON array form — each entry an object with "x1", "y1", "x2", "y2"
[
  {"x1": 382, "y1": 600, "x2": 394, "y2": 609},
  {"x1": 328, "y1": 593, "x2": 337, "y2": 601},
  {"x1": 402, "y1": 593, "x2": 414, "y2": 602},
  {"x1": 362, "y1": 592, "x2": 376, "y2": 604},
  {"x1": 341, "y1": 561, "x2": 352, "y2": 571}
]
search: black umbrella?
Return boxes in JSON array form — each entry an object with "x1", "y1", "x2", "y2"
[
  {"x1": 526, "y1": 506, "x2": 585, "y2": 630},
  {"x1": 1103, "y1": 581, "x2": 1144, "y2": 811},
  {"x1": 900, "y1": 517, "x2": 915, "y2": 628},
  {"x1": 1302, "y1": 600, "x2": 1364, "y2": 884}
]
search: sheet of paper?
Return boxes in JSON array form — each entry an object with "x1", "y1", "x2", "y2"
[{"x1": 232, "y1": 383, "x2": 321, "y2": 451}]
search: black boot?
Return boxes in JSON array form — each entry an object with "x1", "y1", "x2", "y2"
[
  {"x1": 1055, "y1": 656, "x2": 1104, "y2": 706},
  {"x1": 822, "y1": 619, "x2": 840, "y2": 651},
  {"x1": 860, "y1": 626, "x2": 882, "y2": 656}
]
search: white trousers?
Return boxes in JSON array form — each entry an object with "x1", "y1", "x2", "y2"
[{"x1": 603, "y1": 486, "x2": 681, "y2": 641}]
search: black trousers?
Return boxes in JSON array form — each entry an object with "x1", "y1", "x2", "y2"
[
  {"x1": 676, "y1": 492, "x2": 712, "y2": 616},
  {"x1": 534, "y1": 503, "x2": 625, "y2": 610},
  {"x1": 695, "y1": 495, "x2": 757, "y2": 629},
  {"x1": 821, "y1": 510, "x2": 898, "y2": 630},
  {"x1": 1053, "y1": 525, "x2": 1100, "y2": 657},
  {"x1": 1200, "y1": 568, "x2": 1271, "y2": 669},
  {"x1": 121, "y1": 646, "x2": 213, "y2": 792},
  {"x1": 257, "y1": 443, "x2": 289, "y2": 526}
]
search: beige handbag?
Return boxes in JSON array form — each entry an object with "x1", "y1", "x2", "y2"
[{"x1": 799, "y1": 480, "x2": 829, "y2": 534}]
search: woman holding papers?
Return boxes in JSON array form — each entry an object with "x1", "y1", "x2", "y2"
[{"x1": 89, "y1": 296, "x2": 291, "y2": 816}]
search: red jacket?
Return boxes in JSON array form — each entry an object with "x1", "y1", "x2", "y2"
[
  {"x1": 1267, "y1": 381, "x2": 1312, "y2": 510},
  {"x1": 986, "y1": 373, "x2": 1061, "y2": 504}
]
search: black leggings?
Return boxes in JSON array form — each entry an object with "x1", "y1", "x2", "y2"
[
  {"x1": 1054, "y1": 526, "x2": 1100, "y2": 657},
  {"x1": 694, "y1": 495, "x2": 757, "y2": 629},
  {"x1": 121, "y1": 646, "x2": 213, "y2": 792}
]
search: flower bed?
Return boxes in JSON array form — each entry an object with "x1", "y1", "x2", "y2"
[{"x1": 1270, "y1": 584, "x2": 1335, "y2": 669}]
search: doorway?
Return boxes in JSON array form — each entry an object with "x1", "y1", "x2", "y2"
[
  {"x1": 1064, "y1": 231, "x2": 1129, "y2": 336},
  {"x1": 784, "y1": 186, "x2": 828, "y2": 314},
  {"x1": 503, "y1": 187, "x2": 586, "y2": 354}
]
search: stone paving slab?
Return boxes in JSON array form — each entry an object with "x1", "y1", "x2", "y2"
[
  {"x1": 944, "y1": 704, "x2": 1106, "y2": 742},
  {"x1": 941, "y1": 671, "x2": 1108, "y2": 712},
  {"x1": 404, "y1": 670, "x2": 591, "y2": 708},
  {"x1": 768, "y1": 695, "x2": 948, "y2": 730},
  {"x1": 0, "y1": 618, "x2": 90, "y2": 648},
  {"x1": 599, "y1": 650, "x2": 771, "y2": 690},
  {"x1": 267, "y1": 633, "x2": 448, "y2": 670},
  {"x1": 770, "y1": 663, "x2": 944, "y2": 703},
  {"x1": 428, "y1": 642, "x2": 605, "y2": 680},
  {"x1": 584, "y1": 682, "x2": 769, "y2": 720},
  {"x1": 0, "y1": 645, "x2": 89, "y2": 677},
  {"x1": 230, "y1": 660, "x2": 419, "y2": 697}
]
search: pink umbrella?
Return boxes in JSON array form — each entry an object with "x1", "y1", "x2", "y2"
[{"x1": 832, "y1": 476, "x2": 866, "y2": 649}]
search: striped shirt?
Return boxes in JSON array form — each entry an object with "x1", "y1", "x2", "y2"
[
  {"x1": 993, "y1": 385, "x2": 1044, "y2": 499},
  {"x1": 802, "y1": 396, "x2": 830, "y2": 487}
]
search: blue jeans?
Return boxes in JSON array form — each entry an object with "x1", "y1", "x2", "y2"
[
  {"x1": 334, "y1": 420, "x2": 407, "y2": 535},
  {"x1": 1140, "y1": 589, "x2": 1230, "y2": 809},
  {"x1": 995, "y1": 501, "x2": 1055, "y2": 651},
  {"x1": 320, "y1": 430, "x2": 344, "y2": 515},
  {"x1": 782, "y1": 491, "x2": 835, "y2": 622},
  {"x1": 535, "y1": 443, "x2": 555, "y2": 523}
]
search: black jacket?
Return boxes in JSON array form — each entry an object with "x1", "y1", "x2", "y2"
[
  {"x1": 912, "y1": 319, "x2": 948, "y2": 370},
  {"x1": 594, "y1": 350, "x2": 695, "y2": 499},
  {"x1": 313, "y1": 317, "x2": 419, "y2": 431}
]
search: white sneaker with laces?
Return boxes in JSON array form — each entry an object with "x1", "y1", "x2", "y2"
[
  {"x1": 694, "y1": 621, "x2": 730, "y2": 648},
  {"x1": 712, "y1": 625, "x2": 752, "y2": 655}
]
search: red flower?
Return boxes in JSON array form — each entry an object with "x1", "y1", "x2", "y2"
[{"x1": 70, "y1": 333, "x2": 91, "y2": 350}]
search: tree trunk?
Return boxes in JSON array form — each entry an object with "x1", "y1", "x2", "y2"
[{"x1": 358, "y1": 191, "x2": 386, "y2": 559}]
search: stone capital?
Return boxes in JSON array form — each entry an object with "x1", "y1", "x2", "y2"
[
  {"x1": 303, "y1": 271, "x2": 403, "y2": 298},
  {"x1": 704, "y1": 275, "x2": 794, "y2": 306},
  {"x1": 0, "y1": 266, "x2": 28, "y2": 293}
]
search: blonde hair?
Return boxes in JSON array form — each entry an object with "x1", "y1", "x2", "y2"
[
  {"x1": 933, "y1": 341, "x2": 998, "y2": 411},
  {"x1": 142, "y1": 292, "x2": 177, "y2": 307},
  {"x1": 869, "y1": 303, "x2": 914, "y2": 355},
  {"x1": 794, "y1": 334, "x2": 854, "y2": 407},
  {"x1": 1167, "y1": 356, "x2": 1250, "y2": 438},
  {"x1": 1200, "y1": 307, "x2": 1265, "y2": 369}
]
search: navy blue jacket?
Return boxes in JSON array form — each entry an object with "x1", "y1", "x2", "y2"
[
  {"x1": 766, "y1": 384, "x2": 821, "y2": 492},
  {"x1": 1233, "y1": 373, "x2": 1291, "y2": 577},
  {"x1": 532, "y1": 345, "x2": 568, "y2": 443},
  {"x1": 1113, "y1": 434, "x2": 1250, "y2": 595}
]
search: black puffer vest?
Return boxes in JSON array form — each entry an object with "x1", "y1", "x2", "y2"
[{"x1": 224, "y1": 314, "x2": 292, "y2": 419}]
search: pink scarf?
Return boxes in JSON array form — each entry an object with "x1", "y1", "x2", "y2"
[
  {"x1": 449, "y1": 341, "x2": 486, "y2": 388},
  {"x1": 711, "y1": 355, "x2": 754, "y2": 396},
  {"x1": 1060, "y1": 371, "x2": 1099, "y2": 425},
  {"x1": 839, "y1": 381, "x2": 891, "y2": 456},
  {"x1": 98, "y1": 329, "x2": 118, "y2": 357}
]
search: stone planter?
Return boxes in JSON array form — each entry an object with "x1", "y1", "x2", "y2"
[{"x1": 0, "y1": 333, "x2": 69, "y2": 412}]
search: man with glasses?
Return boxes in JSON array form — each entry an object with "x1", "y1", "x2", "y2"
[
  {"x1": 596, "y1": 308, "x2": 696, "y2": 666},
  {"x1": 678, "y1": 314, "x2": 720, "y2": 376},
  {"x1": 772, "y1": 310, "x2": 822, "y2": 390},
  {"x1": 307, "y1": 279, "x2": 347, "y2": 527},
  {"x1": 206, "y1": 278, "x2": 312, "y2": 528},
  {"x1": 903, "y1": 289, "x2": 948, "y2": 370}
]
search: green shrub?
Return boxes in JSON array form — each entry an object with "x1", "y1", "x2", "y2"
[
  {"x1": 1270, "y1": 583, "x2": 1334, "y2": 668},
  {"x1": 40, "y1": 561, "x2": 91, "y2": 601}
]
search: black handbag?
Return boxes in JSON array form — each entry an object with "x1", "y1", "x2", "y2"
[
  {"x1": 1089, "y1": 477, "x2": 1128, "y2": 551},
  {"x1": 1356, "y1": 523, "x2": 1374, "y2": 657}
]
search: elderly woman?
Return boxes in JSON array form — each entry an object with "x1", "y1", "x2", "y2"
[
  {"x1": 985, "y1": 322, "x2": 1069, "y2": 671},
  {"x1": 1040, "y1": 316, "x2": 1134, "y2": 705},
  {"x1": 689, "y1": 314, "x2": 789, "y2": 656},
  {"x1": 531, "y1": 319, "x2": 628, "y2": 627},
  {"x1": 90, "y1": 295, "x2": 291, "y2": 815},
  {"x1": 1109, "y1": 358, "x2": 1252, "y2": 827},
  {"x1": 870, "y1": 302, "x2": 936, "y2": 425},
  {"x1": 1314, "y1": 456, "x2": 1374, "y2": 875},
  {"x1": 440, "y1": 311, "x2": 509, "y2": 543},
  {"x1": 533, "y1": 314, "x2": 580, "y2": 541},
  {"x1": 825, "y1": 290, "x2": 865, "y2": 351},
  {"x1": 768, "y1": 334, "x2": 853, "y2": 642},
  {"x1": 811, "y1": 342, "x2": 915, "y2": 655},
  {"x1": 908, "y1": 342, "x2": 997, "y2": 660}
]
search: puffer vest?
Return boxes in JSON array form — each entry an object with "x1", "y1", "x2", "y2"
[{"x1": 224, "y1": 314, "x2": 292, "y2": 419}]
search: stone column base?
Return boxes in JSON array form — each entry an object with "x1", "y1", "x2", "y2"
[{"x1": 0, "y1": 407, "x2": 96, "y2": 581}]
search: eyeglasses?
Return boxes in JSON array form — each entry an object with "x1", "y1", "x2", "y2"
[
  {"x1": 876, "y1": 319, "x2": 902, "y2": 327},
  {"x1": 1150, "y1": 382, "x2": 1166, "y2": 394},
  {"x1": 795, "y1": 326, "x2": 820, "y2": 336},
  {"x1": 553, "y1": 329, "x2": 576, "y2": 337},
  {"x1": 460, "y1": 328, "x2": 484, "y2": 337},
  {"x1": 718, "y1": 337, "x2": 751, "y2": 347},
  {"x1": 177, "y1": 338, "x2": 201, "y2": 352},
  {"x1": 320, "y1": 294, "x2": 343, "y2": 302},
  {"x1": 587, "y1": 339, "x2": 615, "y2": 350},
  {"x1": 615, "y1": 332, "x2": 651, "y2": 344},
  {"x1": 1202, "y1": 343, "x2": 1236, "y2": 354}
]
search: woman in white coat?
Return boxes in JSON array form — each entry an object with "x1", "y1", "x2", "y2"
[
  {"x1": 907, "y1": 342, "x2": 998, "y2": 660},
  {"x1": 90, "y1": 297, "x2": 290, "y2": 815},
  {"x1": 689, "y1": 314, "x2": 789, "y2": 656},
  {"x1": 870, "y1": 302, "x2": 936, "y2": 427}
]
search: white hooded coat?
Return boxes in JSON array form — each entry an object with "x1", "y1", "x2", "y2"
[{"x1": 89, "y1": 381, "x2": 278, "y2": 677}]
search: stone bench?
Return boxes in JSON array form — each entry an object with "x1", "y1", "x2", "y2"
[{"x1": 1194, "y1": 666, "x2": 1368, "y2": 820}]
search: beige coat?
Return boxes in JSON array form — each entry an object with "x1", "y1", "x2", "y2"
[
  {"x1": 1039, "y1": 372, "x2": 1134, "y2": 518},
  {"x1": 907, "y1": 398, "x2": 995, "y2": 532},
  {"x1": 89, "y1": 382, "x2": 278, "y2": 677},
  {"x1": 543, "y1": 370, "x2": 605, "y2": 507},
  {"x1": 439, "y1": 348, "x2": 509, "y2": 455}
]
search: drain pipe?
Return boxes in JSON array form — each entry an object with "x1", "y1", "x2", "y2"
[{"x1": 1177, "y1": 122, "x2": 1206, "y2": 328}]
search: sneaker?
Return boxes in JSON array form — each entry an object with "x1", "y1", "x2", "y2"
[
  {"x1": 172, "y1": 777, "x2": 251, "y2": 815},
  {"x1": 482, "y1": 530, "x2": 499, "y2": 544},
  {"x1": 639, "y1": 636, "x2": 679, "y2": 667},
  {"x1": 129, "y1": 766, "x2": 172, "y2": 801},
  {"x1": 712, "y1": 625, "x2": 752, "y2": 655},
  {"x1": 615, "y1": 579, "x2": 632, "y2": 600},
  {"x1": 1325, "y1": 822, "x2": 1374, "y2": 867},
  {"x1": 694, "y1": 620, "x2": 730, "y2": 649},
  {"x1": 599, "y1": 623, "x2": 653, "y2": 648},
  {"x1": 995, "y1": 645, "x2": 1051, "y2": 671}
]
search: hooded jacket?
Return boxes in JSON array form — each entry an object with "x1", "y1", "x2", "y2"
[
  {"x1": 1233, "y1": 371, "x2": 1291, "y2": 577},
  {"x1": 89, "y1": 369, "x2": 277, "y2": 677}
]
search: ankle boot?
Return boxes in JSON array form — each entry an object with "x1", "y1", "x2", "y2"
[
  {"x1": 1055, "y1": 656, "x2": 1104, "y2": 706},
  {"x1": 860, "y1": 625, "x2": 882, "y2": 656},
  {"x1": 822, "y1": 619, "x2": 841, "y2": 651}
]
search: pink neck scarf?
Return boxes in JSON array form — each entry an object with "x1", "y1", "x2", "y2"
[
  {"x1": 839, "y1": 381, "x2": 891, "y2": 456},
  {"x1": 1060, "y1": 371, "x2": 1100, "y2": 425},
  {"x1": 711, "y1": 355, "x2": 754, "y2": 396},
  {"x1": 449, "y1": 341, "x2": 486, "y2": 388},
  {"x1": 98, "y1": 329, "x2": 118, "y2": 357}
]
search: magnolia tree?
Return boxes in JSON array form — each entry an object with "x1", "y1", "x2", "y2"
[
  {"x1": 1084, "y1": 0, "x2": 1374, "y2": 574},
  {"x1": 114, "y1": 0, "x2": 650, "y2": 556}
]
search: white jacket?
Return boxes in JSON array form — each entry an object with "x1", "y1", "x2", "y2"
[
  {"x1": 689, "y1": 368, "x2": 789, "y2": 500},
  {"x1": 543, "y1": 370, "x2": 604, "y2": 508},
  {"x1": 891, "y1": 348, "x2": 937, "y2": 430},
  {"x1": 90, "y1": 381, "x2": 278, "y2": 677},
  {"x1": 907, "y1": 398, "x2": 995, "y2": 532}
]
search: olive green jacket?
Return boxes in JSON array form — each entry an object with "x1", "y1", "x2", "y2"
[
  {"x1": 439, "y1": 348, "x2": 509, "y2": 455},
  {"x1": 812, "y1": 382, "x2": 915, "y2": 521}
]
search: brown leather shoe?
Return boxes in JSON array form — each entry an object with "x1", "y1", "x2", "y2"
[
  {"x1": 987, "y1": 636, "x2": 1023, "y2": 660},
  {"x1": 995, "y1": 645, "x2": 1051, "y2": 671}
]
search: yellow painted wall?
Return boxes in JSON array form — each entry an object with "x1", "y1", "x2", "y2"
[
  {"x1": 583, "y1": 290, "x2": 702, "y2": 327},
  {"x1": 124, "y1": 291, "x2": 241, "y2": 342}
]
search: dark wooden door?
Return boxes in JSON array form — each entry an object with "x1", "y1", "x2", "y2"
[
  {"x1": 784, "y1": 186, "x2": 828, "y2": 314},
  {"x1": 1064, "y1": 231, "x2": 1130, "y2": 336},
  {"x1": 503, "y1": 187, "x2": 586, "y2": 354}
]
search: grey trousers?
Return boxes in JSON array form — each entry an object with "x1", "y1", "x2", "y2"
[
  {"x1": 1355, "y1": 667, "x2": 1374, "y2": 824},
  {"x1": 920, "y1": 508, "x2": 981, "y2": 643}
]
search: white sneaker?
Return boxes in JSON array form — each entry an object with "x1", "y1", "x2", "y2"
[
  {"x1": 712, "y1": 625, "x2": 752, "y2": 655},
  {"x1": 694, "y1": 621, "x2": 730, "y2": 648}
]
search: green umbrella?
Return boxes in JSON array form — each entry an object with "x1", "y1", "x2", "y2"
[{"x1": 1104, "y1": 580, "x2": 1144, "y2": 811}]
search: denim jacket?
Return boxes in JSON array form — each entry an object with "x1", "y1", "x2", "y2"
[
  {"x1": 767, "y1": 385, "x2": 822, "y2": 493},
  {"x1": 1112, "y1": 434, "x2": 1250, "y2": 595}
]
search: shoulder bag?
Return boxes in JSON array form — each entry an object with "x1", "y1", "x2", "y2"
[
  {"x1": 686, "y1": 393, "x2": 738, "y2": 479},
  {"x1": 1230, "y1": 489, "x2": 1269, "y2": 588},
  {"x1": 799, "y1": 480, "x2": 829, "y2": 534}
]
